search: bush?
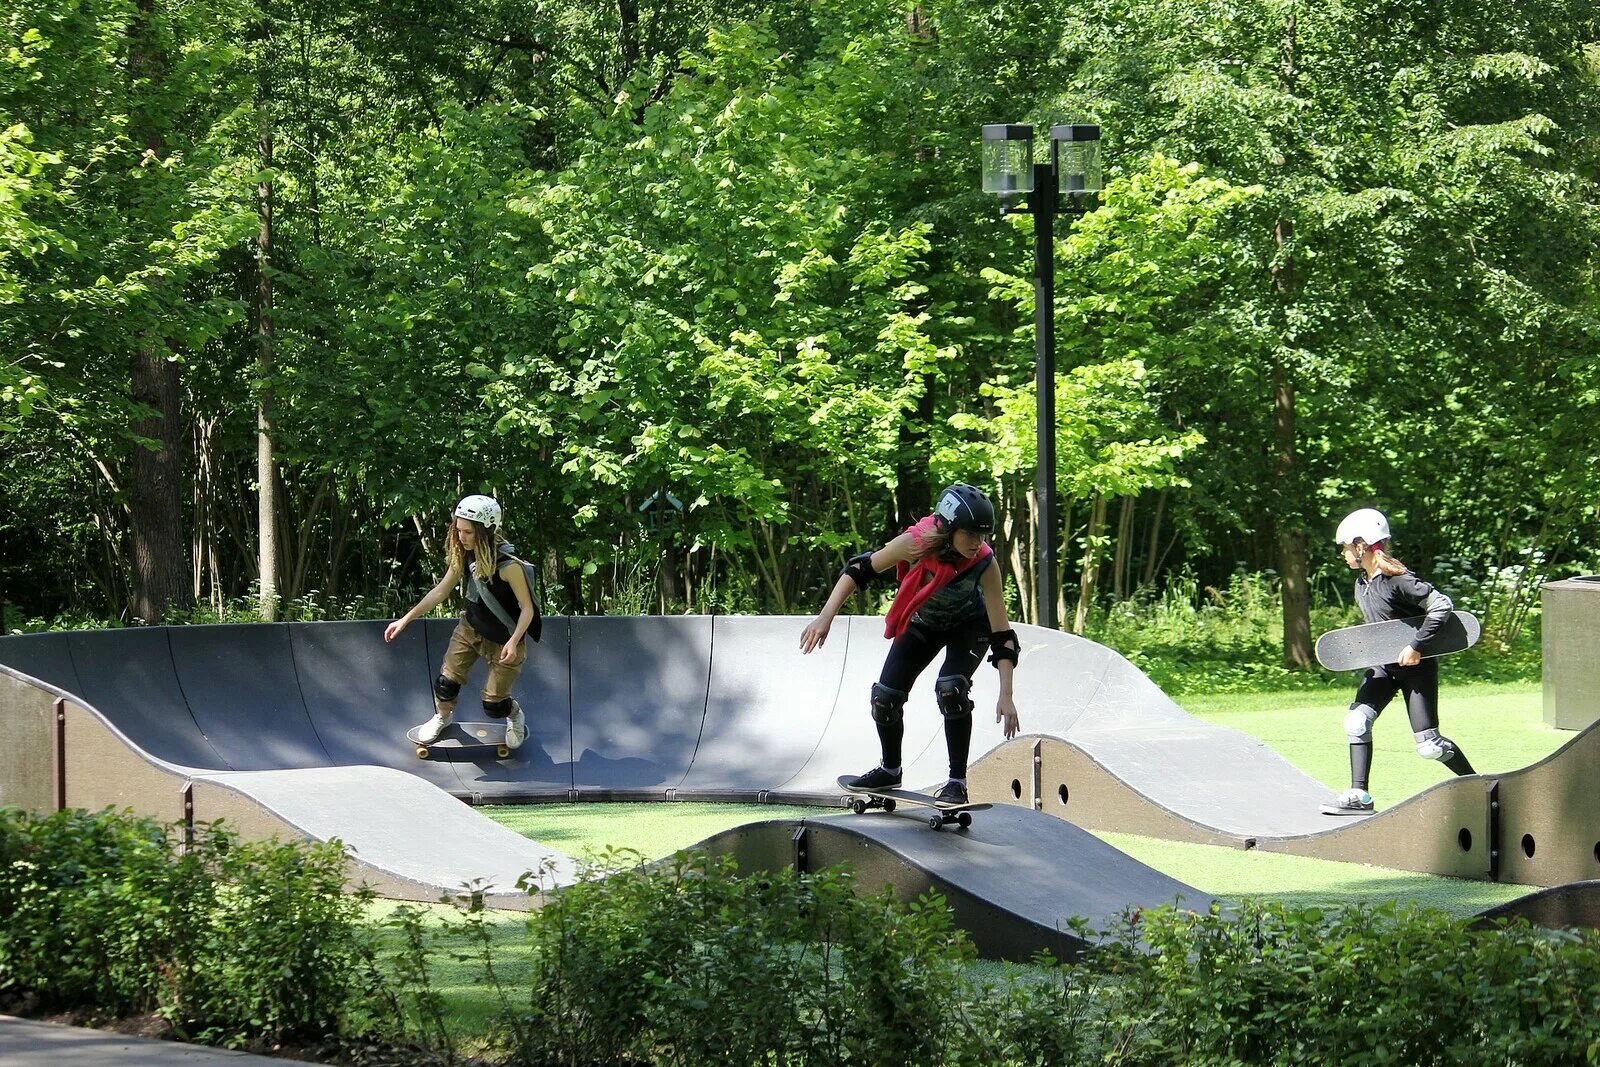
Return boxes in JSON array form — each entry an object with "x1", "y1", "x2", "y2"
[
  {"x1": 0, "y1": 807, "x2": 385, "y2": 1047},
  {"x1": 505, "y1": 850, "x2": 981, "y2": 1066},
  {"x1": 1097, "y1": 899, "x2": 1600, "y2": 1065}
]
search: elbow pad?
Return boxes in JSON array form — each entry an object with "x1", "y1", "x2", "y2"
[
  {"x1": 841, "y1": 551, "x2": 880, "y2": 591},
  {"x1": 988, "y1": 628, "x2": 1020, "y2": 668}
]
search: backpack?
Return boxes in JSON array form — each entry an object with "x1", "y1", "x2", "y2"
[{"x1": 465, "y1": 549, "x2": 543, "y2": 643}]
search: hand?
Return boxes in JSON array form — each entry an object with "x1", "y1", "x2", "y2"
[
  {"x1": 384, "y1": 618, "x2": 407, "y2": 643},
  {"x1": 1397, "y1": 645, "x2": 1422, "y2": 667},
  {"x1": 799, "y1": 617, "x2": 832, "y2": 654},
  {"x1": 499, "y1": 640, "x2": 519, "y2": 664},
  {"x1": 996, "y1": 693, "x2": 1019, "y2": 739}
]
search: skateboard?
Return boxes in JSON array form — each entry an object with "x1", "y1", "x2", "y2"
[
  {"x1": 1314, "y1": 610, "x2": 1481, "y2": 672},
  {"x1": 837, "y1": 775, "x2": 992, "y2": 830},
  {"x1": 406, "y1": 720, "x2": 512, "y2": 760}
]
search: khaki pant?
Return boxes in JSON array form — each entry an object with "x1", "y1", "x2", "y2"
[{"x1": 435, "y1": 619, "x2": 527, "y2": 717}]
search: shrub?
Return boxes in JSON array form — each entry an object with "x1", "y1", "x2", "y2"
[
  {"x1": 507, "y1": 850, "x2": 979, "y2": 1066},
  {"x1": 0, "y1": 807, "x2": 384, "y2": 1047},
  {"x1": 1097, "y1": 899, "x2": 1600, "y2": 1065}
]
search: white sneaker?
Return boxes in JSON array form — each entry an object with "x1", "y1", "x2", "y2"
[
  {"x1": 505, "y1": 705, "x2": 527, "y2": 750},
  {"x1": 1321, "y1": 788, "x2": 1375, "y2": 816},
  {"x1": 415, "y1": 715, "x2": 450, "y2": 744}
]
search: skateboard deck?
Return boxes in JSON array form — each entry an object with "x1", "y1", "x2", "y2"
[
  {"x1": 406, "y1": 720, "x2": 512, "y2": 760},
  {"x1": 1314, "y1": 610, "x2": 1480, "y2": 672},
  {"x1": 837, "y1": 775, "x2": 992, "y2": 830}
]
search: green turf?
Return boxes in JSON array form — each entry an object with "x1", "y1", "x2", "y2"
[
  {"x1": 1176, "y1": 680, "x2": 1567, "y2": 808},
  {"x1": 481, "y1": 802, "x2": 823, "y2": 863}
]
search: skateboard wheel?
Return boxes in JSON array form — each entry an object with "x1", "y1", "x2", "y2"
[
  {"x1": 928, "y1": 815, "x2": 943, "y2": 830},
  {"x1": 957, "y1": 812, "x2": 972, "y2": 829},
  {"x1": 851, "y1": 799, "x2": 867, "y2": 815},
  {"x1": 416, "y1": 747, "x2": 429, "y2": 760},
  {"x1": 882, "y1": 798, "x2": 897, "y2": 813},
  {"x1": 496, "y1": 745, "x2": 510, "y2": 759}
]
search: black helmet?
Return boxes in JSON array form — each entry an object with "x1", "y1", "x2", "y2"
[{"x1": 933, "y1": 483, "x2": 994, "y2": 534}]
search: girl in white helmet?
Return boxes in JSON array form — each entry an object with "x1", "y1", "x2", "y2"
[
  {"x1": 1325, "y1": 507, "x2": 1474, "y2": 815},
  {"x1": 384, "y1": 495, "x2": 538, "y2": 749}
]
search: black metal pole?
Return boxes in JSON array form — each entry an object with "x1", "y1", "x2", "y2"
[{"x1": 1031, "y1": 161, "x2": 1057, "y2": 630}]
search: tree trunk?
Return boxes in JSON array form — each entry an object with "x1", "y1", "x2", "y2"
[
  {"x1": 1074, "y1": 492, "x2": 1106, "y2": 634},
  {"x1": 1112, "y1": 495, "x2": 1135, "y2": 601},
  {"x1": 1271, "y1": 7, "x2": 1312, "y2": 670},
  {"x1": 1272, "y1": 360, "x2": 1312, "y2": 668},
  {"x1": 126, "y1": 0, "x2": 188, "y2": 623},
  {"x1": 1004, "y1": 477, "x2": 1033, "y2": 625},
  {"x1": 129, "y1": 344, "x2": 187, "y2": 622},
  {"x1": 256, "y1": 42, "x2": 279, "y2": 621},
  {"x1": 1141, "y1": 489, "x2": 1167, "y2": 588},
  {"x1": 893, "y1": 379, "x2": 936, "y2": 535}
]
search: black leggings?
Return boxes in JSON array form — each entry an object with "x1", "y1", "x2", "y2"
[
  {"x1": 1354, "y1": 661, "x2": 1440, "y2": 734},
  {"x1": 875, "y1": 615, "x2": 989, "y2": 779},
  {"x1": 1347, "y1": 659, "x2": 1473, "y2": 787}
]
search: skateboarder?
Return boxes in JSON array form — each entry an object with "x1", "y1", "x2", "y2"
[
  {"x1": 800, "y1": 483, "x2": 1021, "y2": 807},
  {"x1": 1325, "y1": 507, "x2": 1475, "y2": 815},
  {"x1": 384, "y1": 494, "x2": 537, "y2": 749}
]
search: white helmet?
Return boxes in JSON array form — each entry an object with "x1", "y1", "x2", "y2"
[
  {"x1": 454, "y1": 494, "x2": 502, "y2": 528},
  {"x1": 1335, "y1": 507, "x2": 1390, "y2": 547}
]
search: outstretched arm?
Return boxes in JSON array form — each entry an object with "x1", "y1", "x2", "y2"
[
  {"x1": 384, "y1": 565, "x2": 461, "y2": 642},
  {"x1": 799, "y1": 531, "x2": 920, "y2": 653}
]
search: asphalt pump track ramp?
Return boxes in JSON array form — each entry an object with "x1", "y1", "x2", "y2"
[{"x1": 3, "y1": 618, "x2": 1597, "y2": 951}]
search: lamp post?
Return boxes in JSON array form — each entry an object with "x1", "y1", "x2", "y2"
[{"x1": 982, "y1": 123, "x2": 1101, "y2": 631}]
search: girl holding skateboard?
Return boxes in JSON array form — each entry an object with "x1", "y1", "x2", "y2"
[
  {"x1": 800, "y1": 483, "x2": 1021, "y2": 806},
  {"x1": 1325, "y1": 507, "x2": 1474, "y2": 815},
  {"x1": 385, "y1": 494, "x2": 538, "y2": 749}
]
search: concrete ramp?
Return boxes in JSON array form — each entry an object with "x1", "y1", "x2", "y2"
[
  {"x1": 4, "y1": 618, "x2": 1599, "y2": 893},
  {"x1": 698, "y1": 805, "x2": 1212, "y2": 962},
  {"x1": 0, "y1": 668, "x2": 574, "y2": 909}
]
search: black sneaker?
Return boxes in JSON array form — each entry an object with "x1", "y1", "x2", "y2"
[
  {"x1": 847, "y1": 766, "x2": 903, "y2": 792},
  {"x1": 935, "y1": 780, "x2": 968, "y2": 806}
]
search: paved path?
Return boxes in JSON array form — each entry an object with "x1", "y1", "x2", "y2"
[{"x1": 0, "y1": 1015, "x2": 319, "y2": 1065}]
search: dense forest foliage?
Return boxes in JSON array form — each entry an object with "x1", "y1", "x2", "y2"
[{"x1": 3, "y1": 0, "x2": 1597, "y2": 663}]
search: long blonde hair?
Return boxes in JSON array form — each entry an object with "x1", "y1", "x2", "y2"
[{"x1": 445, "y1": 519, "x2": 499, "y2": 580}]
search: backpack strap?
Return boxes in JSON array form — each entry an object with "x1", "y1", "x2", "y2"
[
  {"x1": 466, "y1": 568, "x2": 518, "y2": 633},
  {"x1": 464, "y1": 549, "x2": 542, "y2": 642}
]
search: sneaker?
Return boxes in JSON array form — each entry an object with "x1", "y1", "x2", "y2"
[
  {"x1": 505, "y1": 705, "x2": 528, "y2": 750},
  {"x1": 1320, "y1": 788, "x2": 1374, "y2": 816},
  {"x1": 935, "y1": 780, "x2": 969, "y2": 807},
  {"x1": 415, "y1": 715, "x2": 450, "y2": 745},
  {"x1": 846, "y1": 765, "x2": 903, "y2": 792}
]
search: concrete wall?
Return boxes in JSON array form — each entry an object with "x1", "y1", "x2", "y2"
[{"x1": 1543, "y1": 577, "x2": 1600, "y2": 731}]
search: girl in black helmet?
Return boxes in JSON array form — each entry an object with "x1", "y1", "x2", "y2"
[{"x1": 800, "y1": 483, "x2": 1021, "y2": 805}]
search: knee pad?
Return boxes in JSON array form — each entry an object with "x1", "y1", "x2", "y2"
[
  {"x1": 1344, "y1": 703, "x2": 1378, "y2": 743},
  {"x1": 1414, "y1": 728, "x2": 1456, "y2": 762},
  {"x1": 434, "y1": 674, "x2": 462, "y2": 702},
  {"x1": 482, "y1": 697, "x2": 515, "y2": 719},
  {"x1": 870, "y1": 683, "x2": 907, "y2": 726},
  {"x1": 933, "y1": 675, "x2": 974, "y2": 720}
]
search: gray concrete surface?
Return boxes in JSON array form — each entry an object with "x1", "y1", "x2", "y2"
[{"x1": 0, "y1": 1015, "x2": 318, "y2": 1066}]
